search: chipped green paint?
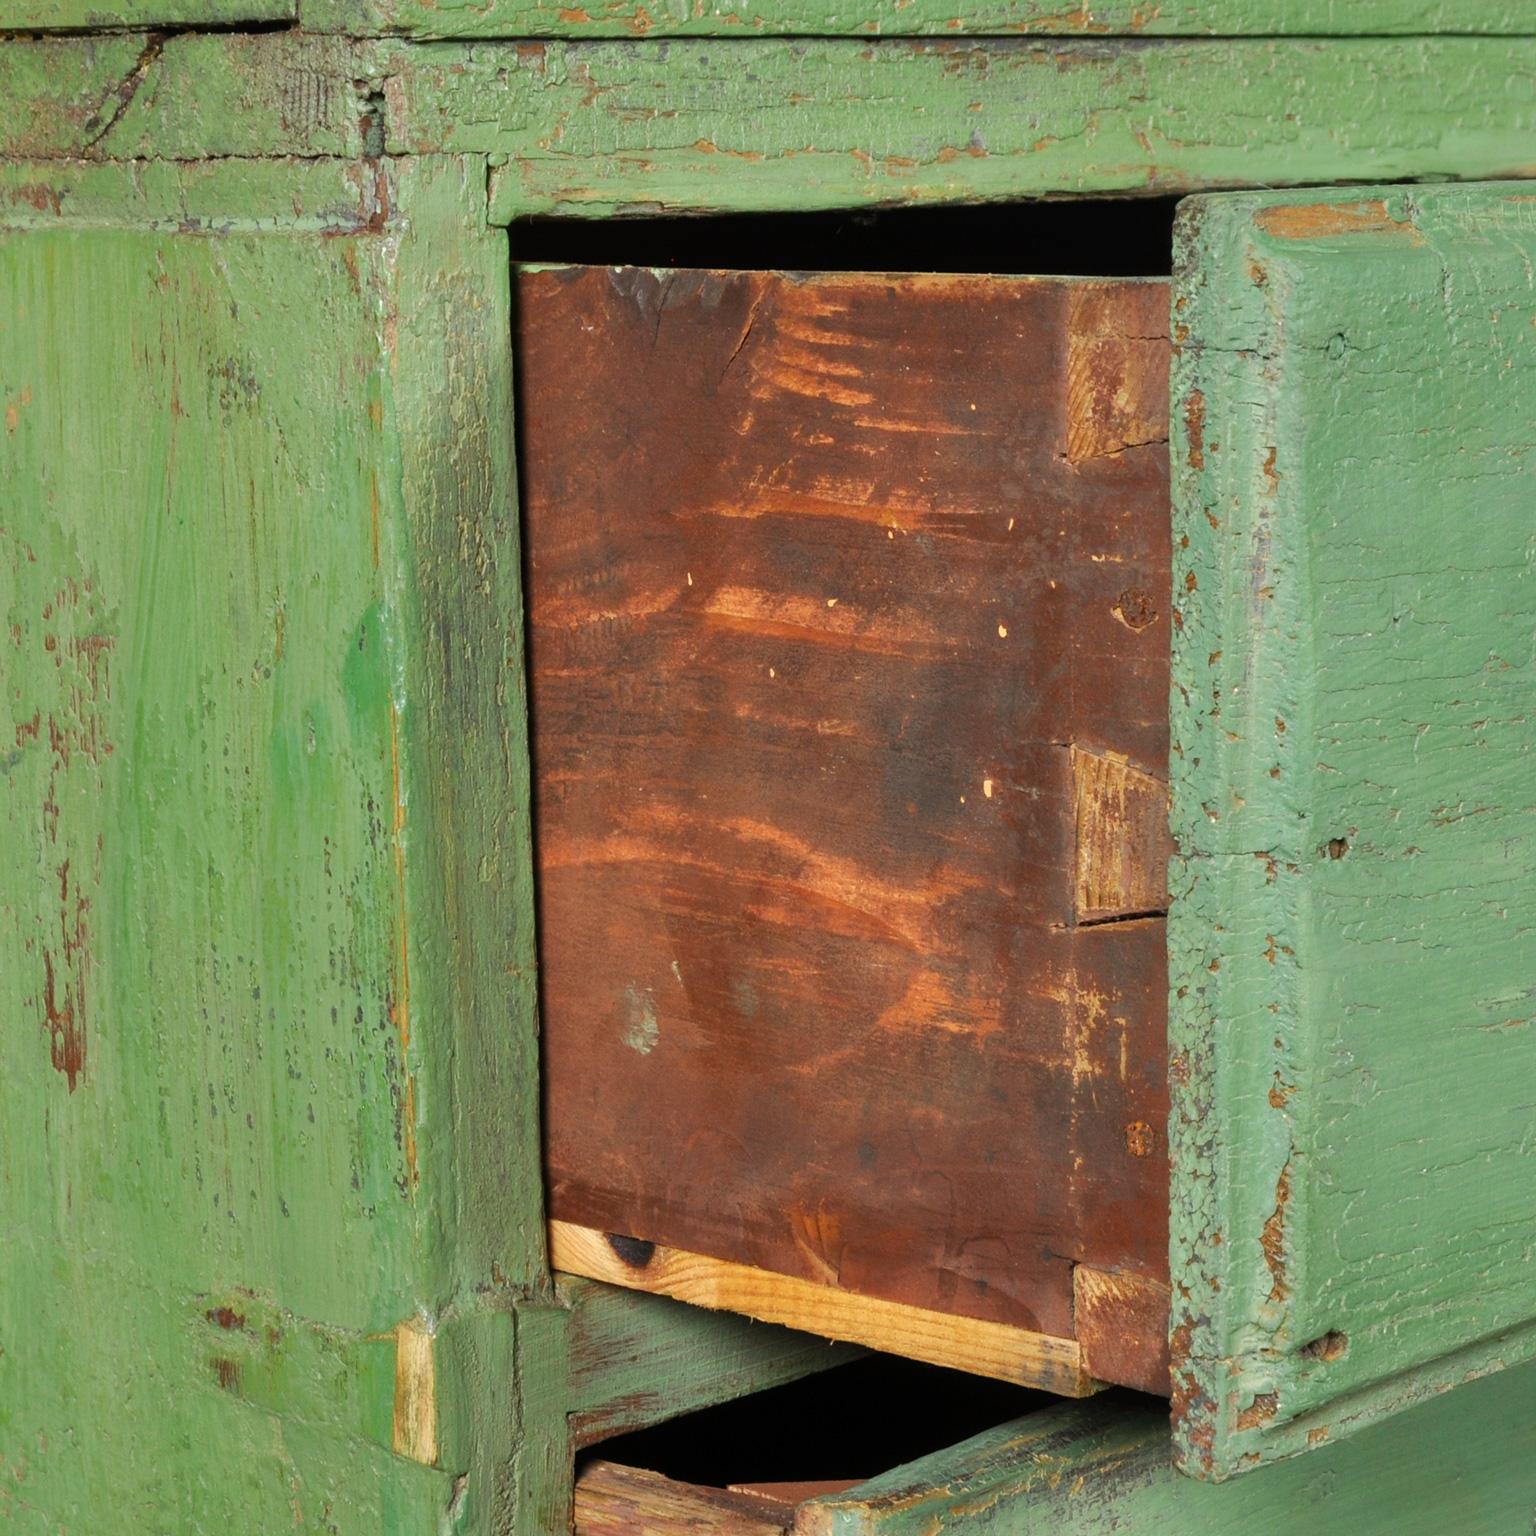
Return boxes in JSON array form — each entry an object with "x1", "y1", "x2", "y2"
[
  {"x1": 0, "y1": 154, "x2": 543, "y2": 1532},
  {"x1": 804, "y1": 1363, "x2": 1536, "y2": 1532},
  {"x1": 303, "y1": 0, "x2": 1536, "y2": 40},
  {"x1": 7, "y1": 33, "x2": 1536, "y2": 219},
  {"x1": 7, "y1": 16, "x2": 1536, "y2": 1528},
  {"x1": 1169, "y1": 181, "x2": 1536, "y2": 1479},
  {"x1": 0, "y1": 0, "x2": 291, "y2": 27}
]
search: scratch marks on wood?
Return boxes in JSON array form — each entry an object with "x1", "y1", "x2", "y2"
[
  {"x1": 1073, "y1": 1263, "x2": 1171, "y2": 1395},
  {"x1": 1064, "y1": 285, "x2": 1169, "y2": 465},
  {"x1": 79, "y1": 32, "x2": 165, "y2": 150}
]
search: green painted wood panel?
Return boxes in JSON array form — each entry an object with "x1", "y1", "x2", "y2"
[
  {"x1": 0, "y1": 0, "x2": 291, "y2": 28},
  {"x1": 1168, "y1": 181, "x2": 1536, "y2": 1479},
  {"x1": 555, "y1": 1277, "x2": 860, "y2": 1446},
  {"x1": 305, "y1": 0, "x2": 1536, "y2": 39},
  {"x1": 7, "y1": 34, "x2": 1536, "y2": 219},
  {"x1": 805, "y1": 1360, "x2": 1536, "y2": 1532},
  {"x1": 0, "y1": 156, "x2": 545, "y2": 1532}
]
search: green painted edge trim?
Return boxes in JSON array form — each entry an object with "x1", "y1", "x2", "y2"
[
  {"x1": 0, "y1": 156, "x2": 398, "y2": 231},
  {"x1": 381, "y1": 154, "x2": 547, "y2": 1308},
  {"x1": 1167, "y1": 181, "x2": 1536, "y2": 1480},
  {"x1": 302, "y1": 0, "x2": 1536, "y2": 40},
  {"x1": 8, "y1": 34, "x2": 1536, "y2": 220},
  {"x1": 802, "y1": 1396, "x2": 1163, "y2": 1533},
  {"x1": 0, "y1": 0, "x2": 292, "y2": 27}
]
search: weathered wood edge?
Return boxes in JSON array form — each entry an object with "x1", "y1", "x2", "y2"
[
  {"x1": 1166, "y1": 182, "x2": 1536, "y2": 1480},
  {"x1": 0, "y1": 0, "x2": 292, "y2": 28},
  {"x1": 794, "y1": 1395, "x2": 1157, "y2": 1535},
  {"x1": 556, "y1": 1275, "x2": 861, "y2": 1448},
  {"x1": 0, "y1": 156, "x2": 402, "y2": 232},
  {"x1": 6, "y1": 34, "x2": 1536, "y2": 221},
  {"x1": 297, "y1": 0, "x2": 1536, "y2": 41},
  {"x1": 575, "y1": 1461, "x2": 795, "y2": 1535},
  {"x1": 369, "y1": 154, "x2": 556, "y2": 1528},
  {"x1": 551, "y1": 1222, "x2": 1099, "y2": 1397}
]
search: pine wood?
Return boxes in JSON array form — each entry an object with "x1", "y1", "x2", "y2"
[
  {"x1": 523, "y1": 264, "x2": 1170, "y2": 1387},
  {"x1": 575, "y1": 1462, "x2": 793, "y2": 1536},
  {"x1": 551, "y1": 1223, "x2": 1097, "y2": 1397}
]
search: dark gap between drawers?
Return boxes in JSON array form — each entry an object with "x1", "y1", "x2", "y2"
[
  {"x1": 578, "y1": 1352, "x2": 1052, "y2": 1489},
  {"x1": 510, "y1": 196, "x2": 1179, "y2": 277}
]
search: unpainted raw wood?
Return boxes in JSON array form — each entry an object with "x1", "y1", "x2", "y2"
[
  {"x1": 1072, "y1": 748, "x2": 1172, "y2": 923},
  {"x1": 575, "y1": 1461, "x2": 792, "y2": 1536},
  {"x1": 551, "y1": 1223, "x2": 1098, "y2": 1397},
  {"x1": 525, "y1": 265, "x2": 1171, "y2": 1370}
]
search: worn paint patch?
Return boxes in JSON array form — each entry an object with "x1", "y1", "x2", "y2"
[
  {"x1": 393, "y1": 1317, "x2": 438, "y2": 1466},
  {"x1": 1252, "y1": 198, "x2": 1423, "y2": 242}
]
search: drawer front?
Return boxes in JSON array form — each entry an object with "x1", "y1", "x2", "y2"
[{"x1": 1168, "y1": 182, "x2": 1536, "y2": 1475}]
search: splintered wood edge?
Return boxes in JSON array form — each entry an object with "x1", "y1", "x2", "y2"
[
  {"x1": 550, "y1": 1221, "x2": 1099, "y2": 1398},
  {"x1": 575, "y1": 1462, "x2": 793, "y2": 1536}
]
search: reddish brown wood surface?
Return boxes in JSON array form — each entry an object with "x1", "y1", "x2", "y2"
[{"x1": 520, "y1": 266, "x2": 1171, "y2": 1366}]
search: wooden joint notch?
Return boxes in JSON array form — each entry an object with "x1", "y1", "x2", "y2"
[
  {"x1": 1071, "y1": 746, "x2": 1172, "y2": 926},
  {"x1": 550, "y1": 1221, "x2": 1100, "y2": 1399},
  {"x1": 1072, "y1": 1265, "x2": 1171, "y2": 1397}
]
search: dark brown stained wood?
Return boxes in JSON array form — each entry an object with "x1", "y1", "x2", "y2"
[
  {"x1": 520, "y1": 266, "x2": 1172, "y2": 1384},
  {"x1": 1074, "y1": 1264, "x2": 1173, "y2": 1397}
]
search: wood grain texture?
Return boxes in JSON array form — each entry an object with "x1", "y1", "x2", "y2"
[
  {"x1": 1072, "y1": 748, "x2": 1171, "y2": 923},
  {"x1": 523, "y1": 266, "x2": 1170, "y2": 1373},
  {"x1": 454, "y1": 39, "x2": 1536, "y2": 218},
  {"x1": 0, "y1": 156, "x2": 546, "y2": 1534},
  {"x1": 1168, "y1": 182, "x2": 1536, "y2": 1477},
  {"x1": 305, "y1": 0, "x2": 1536, "y2": 38},
  {"x1": 9, "y1": 34, "x2": 1536, "y2": 219},
  {"x1": 552, "y1": 1224, "x2": 1097, "y2": 1397},
  {"x1": 576, "y1": 1462, "x2": 793, "y2": 1536},
  {"x1": 559, "y1": 1275, "x2": 861, "y2": 1448}
]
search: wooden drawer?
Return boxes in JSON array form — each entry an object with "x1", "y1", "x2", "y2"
[
  {"x1": 522, "y1": 262, "x2": 1173, "y2": 1399},
  {"x1": 519, "y1": 183, "x2": 1536, "y2": 1477}
]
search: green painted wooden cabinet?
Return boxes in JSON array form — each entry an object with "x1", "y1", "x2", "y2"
[{"x1": 1, "y1": 9, "x2": 1534, "y2": 1531}]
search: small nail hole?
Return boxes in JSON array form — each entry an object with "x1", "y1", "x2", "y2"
[
  {"x1": 1301, "y1": 1330, "x2": 1348, "y2": 1362},
  {"x1": 1325, "y1": 837, "x2": 1349, "y2": 860}
]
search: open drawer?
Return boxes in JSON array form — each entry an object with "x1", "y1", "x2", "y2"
[{"x1": 520, "y1": 184, "x2": 1536, "y2": 1478}]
